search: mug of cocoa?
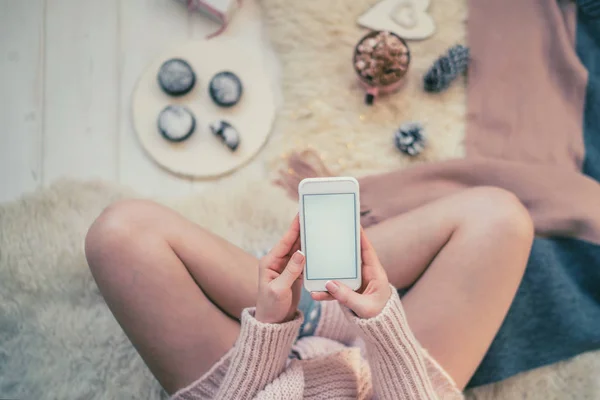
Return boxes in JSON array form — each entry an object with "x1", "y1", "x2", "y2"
[{"x1": 353, "y1": 30, "x2": 410, "y2": 105}]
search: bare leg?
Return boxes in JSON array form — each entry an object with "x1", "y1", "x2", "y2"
[
  {"x1": 86, "y1": 187, "x2": 531, "y2": 394},
  {"x1": 85, "y1": 200, "x2": 261, "y2": 393},
  {"x1": 366, "y1": 187, "x2": 534, "y2": 388}
]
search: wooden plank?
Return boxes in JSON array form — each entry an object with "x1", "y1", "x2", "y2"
[
  {"x1": 118, "y1": 0, "x2": 194, "y2": 198},
  {"x1": 0, "y1": 0, "x2": 44, "y2": 202},
  {"x1": 43, "y1": 0, "x2": 119, "y2": 185}
]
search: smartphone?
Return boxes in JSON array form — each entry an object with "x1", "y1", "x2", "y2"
[{"x1": 298, "y1": 177, "x2": 361, "y2": 292}]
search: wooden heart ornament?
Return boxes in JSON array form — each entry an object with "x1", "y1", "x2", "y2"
[
  {"x1": 357, "y1": 0, "x2": 436, "y2": 40},
  {"x1": 393, "y1": 2, "x2": 419, "y2": 28}
]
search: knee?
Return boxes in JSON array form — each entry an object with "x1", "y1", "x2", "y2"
[
  {"x1": 85, "y1": 199, "x2": 156, "y2": 270},
  {"x1": 464, "y1": 186, "x2": 534, "y2": 246}
]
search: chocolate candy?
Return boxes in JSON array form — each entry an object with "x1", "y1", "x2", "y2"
[
  {"x1": 209, "y1": 71, "x2": 243, "y2": 107},
  {"x1": 157, "y1": 59, "x2": 196, "y2": 96},
  {"x1": 210, "y1": 120, "x2": 240, "y2": 151},
  {"x1": 157, "y1": 105, "x2": 196, "y2": 142}
]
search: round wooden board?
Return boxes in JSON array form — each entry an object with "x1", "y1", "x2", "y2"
[{"x1": 132, "y1": 38, "x2": 276, "y2": 178}]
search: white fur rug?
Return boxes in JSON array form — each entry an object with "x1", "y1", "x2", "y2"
[
  {"x1": 259, "y1": 0, "x2": 466, "y2": 176},
  {"x1": 1, "y1": 180, "x2": 599, "y2": 399}
]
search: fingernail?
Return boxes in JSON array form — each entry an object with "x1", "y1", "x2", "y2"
[
  {"x1": 325, "y1": 281, "x2": 339, "y2": 294},
  {"x1": 292, "y1": 250, "x2": 305, "y2": 263}
]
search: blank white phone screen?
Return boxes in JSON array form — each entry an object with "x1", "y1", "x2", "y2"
[{"x1": 303, "y1": 193, "x2": 358, "y2": 280}]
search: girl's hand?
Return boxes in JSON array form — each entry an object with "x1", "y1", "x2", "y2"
[
  {"x1": 311, "y1": 227, "x2": 392, "y2": 319},
  {"x1": 255, "y1": 215, "x2": 306, "y2": 324}
]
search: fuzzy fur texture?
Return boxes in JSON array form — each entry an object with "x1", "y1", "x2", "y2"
[{"x1": 259, "y1": 0, "x2": 466, "y2": 177}]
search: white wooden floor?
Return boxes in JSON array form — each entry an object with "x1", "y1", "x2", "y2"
[{"x1": 0, "y1": 0, "x2": 275, "y2": 203}]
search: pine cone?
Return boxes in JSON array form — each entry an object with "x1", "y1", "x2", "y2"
[
  {"x1": 423, "y1": 45, "x2": 470, "y2": 93},
  {"x1": 394, "y1": 122, "x2": 426, "y2": 156}
]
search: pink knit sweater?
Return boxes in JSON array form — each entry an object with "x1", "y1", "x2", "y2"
[{"x1": 172, "y1": 288, "x2": 463, "y2": 399}]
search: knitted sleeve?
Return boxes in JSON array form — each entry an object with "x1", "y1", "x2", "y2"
[
  {"x1": 346, "y1": 287, "x2": 451, "y2": 400},
  {"x1": 213, "y1": 307, "x2": 303, "y2": 399}
]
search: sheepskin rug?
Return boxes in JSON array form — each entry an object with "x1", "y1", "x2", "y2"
[{"x1": 259, "y1": 0, "x2": 466, "y2": 176}]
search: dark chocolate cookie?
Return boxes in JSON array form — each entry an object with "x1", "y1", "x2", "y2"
[
  {"x1": 210, "y1": 120, "x2": 240, "y2": 151},
  {"x1": 158, "y1": 105, "x2": 196, "y2": 142},
  {"x1": 158, "y1": 59, "x2": 196, "y2": 96},
  {"x1": 209, "y1": 71, "x2": 243, "y2": 107}
]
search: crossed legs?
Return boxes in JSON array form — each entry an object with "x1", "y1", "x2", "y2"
[{"x1": 85, "y1": 186, "x2": 533, "y2": 393}]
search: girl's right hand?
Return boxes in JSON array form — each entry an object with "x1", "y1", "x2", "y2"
[{"x1": 311, "y1": 228, "x2": 392, "y2": 319}]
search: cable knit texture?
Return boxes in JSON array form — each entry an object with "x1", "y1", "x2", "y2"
[
  {"x1": 345, "y1": 293, "x2": 439, "y2": 399},
  {"x1": 172, "y1": 287, "x2": 462, "y2": 399},
  {"x1": 313, "y1": 299, "x2": 358, "y2": 345}
]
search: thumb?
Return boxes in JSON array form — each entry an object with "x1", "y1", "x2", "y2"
[
  {"x1": 325, "y1": 281, "x2": 367, "y2": 317},
  {"x1": 272, "y1": 250, "x2": 305, "y2": 290}
]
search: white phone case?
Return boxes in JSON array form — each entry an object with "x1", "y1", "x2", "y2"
[{"x1": 299, "y1": 177, "x2": 362, "y2": 292}]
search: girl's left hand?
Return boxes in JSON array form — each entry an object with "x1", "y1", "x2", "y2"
[{"x1": 255, "y1": 215, "x2": 305, "y2": 324}]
